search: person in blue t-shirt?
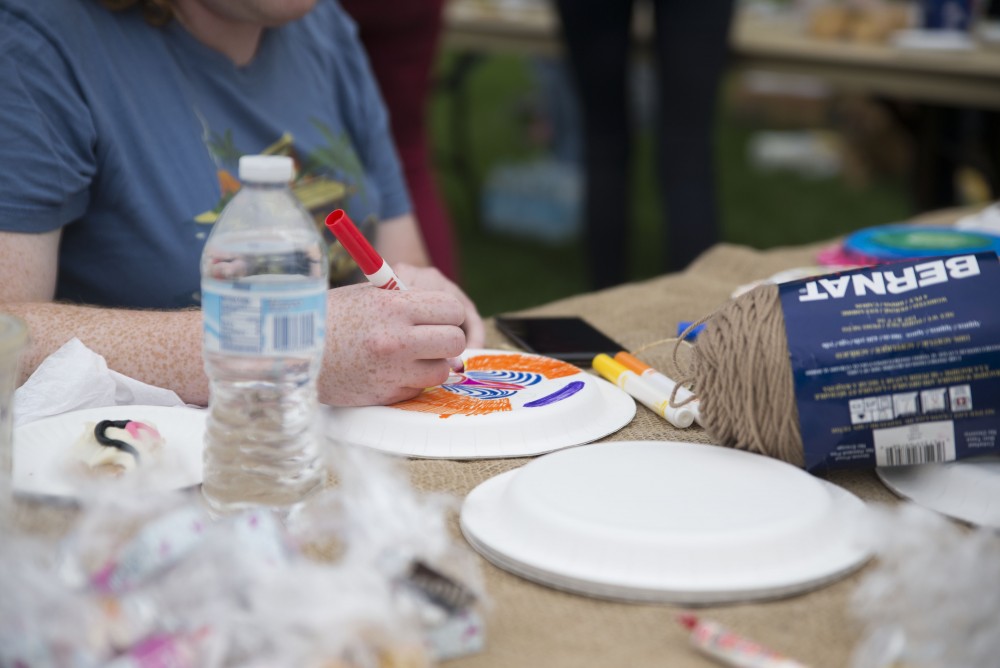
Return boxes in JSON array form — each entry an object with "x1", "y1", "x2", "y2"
[{"x1": 0, "y1": 0, "x2": 484, "y2": 407}]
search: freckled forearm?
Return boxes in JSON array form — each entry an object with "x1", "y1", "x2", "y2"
[{"x1": 0, "y1": 303, "x2": 209, "y2": 406}]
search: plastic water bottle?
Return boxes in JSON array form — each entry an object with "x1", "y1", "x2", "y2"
[{"x1": 200, "y1": 155, "x2": 329, "y2": 517}]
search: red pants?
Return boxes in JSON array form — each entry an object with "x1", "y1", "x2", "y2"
[{"x1": 341, "y1": 0, "x2": 459, "y2": 281}]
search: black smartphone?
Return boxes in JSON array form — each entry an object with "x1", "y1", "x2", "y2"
[{"x1": 494, "y1": 316, "x2": 624, "y2": 366}]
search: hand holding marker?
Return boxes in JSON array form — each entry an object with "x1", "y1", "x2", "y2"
[
  {"x1": 592, "y1": 354, "x2": 696, "y2": 429},
  {"x1": 324, "y1": 209, "x2": 464, "y2": 372}
]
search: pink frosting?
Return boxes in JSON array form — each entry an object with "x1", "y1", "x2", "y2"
[{"x1": 124, "y1": 420, "x2": 162, "y2": 441}]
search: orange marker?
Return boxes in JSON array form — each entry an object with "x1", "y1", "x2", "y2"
[
  {"x1": 614, "y1": 352, "x2": 702, "y2": 427},
  {"x1": 592, "y1": 354, "x2": 695, "y2": 429}
]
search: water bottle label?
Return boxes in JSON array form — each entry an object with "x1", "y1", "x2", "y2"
[{"x1": 202, "y1": 278, "x2": 326, "y2": 356}]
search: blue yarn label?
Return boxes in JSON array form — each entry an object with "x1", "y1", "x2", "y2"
[
  {"x1": 778, "y1": 253, "x2": 1000, "y2": 472},
  {"x1": 202, "y1": 277, "x2": 326, "y2": 357}
]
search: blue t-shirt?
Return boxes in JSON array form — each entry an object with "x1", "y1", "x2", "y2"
[{"x1": 0, "y1": 0, "x2": 411, "y2": 308}]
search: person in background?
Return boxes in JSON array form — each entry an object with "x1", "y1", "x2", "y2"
[
  {"x1": 554, "y1": 0, "x2": 735, "y2": 289},
  {"x1": 0, "y1": 0, "x2": 483, "y2": 408},
  {"x1": 340, "y1": 0, "x2": 459, "y2": 282}
]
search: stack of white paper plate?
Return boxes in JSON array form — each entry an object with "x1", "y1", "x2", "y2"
[{"x1": 461, "y1": 441, "x2": 870, "y2": 604}]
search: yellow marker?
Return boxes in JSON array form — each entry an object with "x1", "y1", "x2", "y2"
[
  {"x1": 592, "y1": 354, "x2": 695, "y2": 429},
  {"x1": 614, "y1": 351, "x2": 703, "y2": 427}
]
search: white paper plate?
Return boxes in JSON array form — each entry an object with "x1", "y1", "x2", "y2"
[
  {"x1": 876, "y1": 455, "x2": 1000, "y2": 528},
  {"x1": 323, "y1": 349, "x2": 635, "y2": 459},
  {"x1": 461, "y1": 441, "x2": 870, "y2": 604},
  {"x1": 13, "y1": 405, "x2": 206, "y2": 500}
]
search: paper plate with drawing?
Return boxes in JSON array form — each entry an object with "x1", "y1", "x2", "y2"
[{"x1": 323, "y1": 349, "x2": 635, "y2": 459}]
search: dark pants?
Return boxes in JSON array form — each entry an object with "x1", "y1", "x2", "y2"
[{"x1": 554, "y1": 0, "x2": 734, "y2": 288}]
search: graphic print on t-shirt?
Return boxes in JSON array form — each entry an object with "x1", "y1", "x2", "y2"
[{"x1": 193, "y1": 122, "x2": 377, "y2": 285}]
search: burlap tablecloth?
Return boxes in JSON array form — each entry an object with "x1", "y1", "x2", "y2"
[
  {"x1": 14, "y1": 211, "x2": 970, "y2": 667},
  {"x1": 410, "y1": 240, "x2": 907, "y2": 668}
]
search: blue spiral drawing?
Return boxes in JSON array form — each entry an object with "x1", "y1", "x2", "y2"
[
  {"x1": 442, "y1": 370, "x2": 544, "y2": 400},
  {"x1": 466, "y1": 370, "x2": 543, "y2": 386},
  {"x1": 443, "y1": 385, "x2": 518, "y2": 400}
]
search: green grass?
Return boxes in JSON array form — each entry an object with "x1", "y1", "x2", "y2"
[
  {"x1": 717, "y1": 124, "x2": 914, "y2": 250},
  {"x1": 431, "y1": 52, "x2": 913, "y2": 317}
]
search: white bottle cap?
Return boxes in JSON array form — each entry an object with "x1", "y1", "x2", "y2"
[{"x1": 238, "y1": 155, "x2": 294, "y2": 184}]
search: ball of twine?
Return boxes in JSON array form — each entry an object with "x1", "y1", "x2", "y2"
[{"x1": 675, "y1": 284, "x2": 806, "y2": 467}]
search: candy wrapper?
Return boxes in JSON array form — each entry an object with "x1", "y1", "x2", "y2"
[
  {"x1": 0, "y1": 444, "x2": 485, "y2": 667},
  {"x1": 288, "y1": 444, "x2": 487, "y2": 660},
  {"x1": 850, "y1": 503, "x2": 1000, "y2": 668}
]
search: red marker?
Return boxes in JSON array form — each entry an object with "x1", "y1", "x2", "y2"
[{"x1": 325, "y1": 209, "x2": 407, "y2": 291}]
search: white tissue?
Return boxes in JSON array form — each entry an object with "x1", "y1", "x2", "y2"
[{"x1": 13, "y1": 338, "x2": 184, "y2": 428}]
